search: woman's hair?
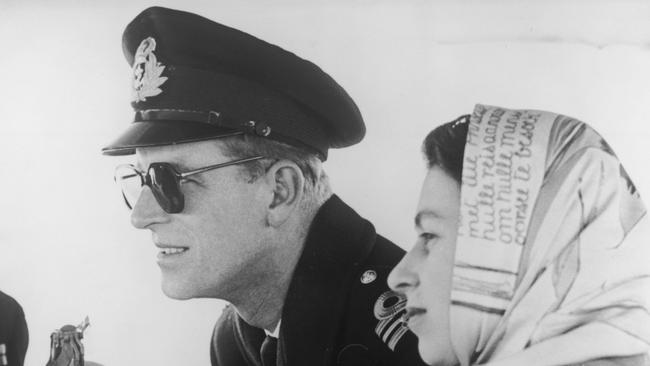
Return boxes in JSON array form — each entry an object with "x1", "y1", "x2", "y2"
[{"x1": 422, "y1": 114, "x2": 470, "y2": 183}]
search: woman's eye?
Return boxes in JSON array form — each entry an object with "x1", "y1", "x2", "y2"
[
  {"x1": 420, "y1": 233, "x2": 438, "y2": 242},
  {"x1": 419, "y1": 232, "x2": 439, "y2": 249}
]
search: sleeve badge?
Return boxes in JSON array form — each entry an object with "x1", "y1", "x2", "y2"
[{"x1": 373, "y1": 290, "x2": 409, "y2": 351}]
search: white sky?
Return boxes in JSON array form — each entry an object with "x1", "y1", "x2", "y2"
[{"x1": 0, "y1": 1, "x2": 649, "y2": 365}]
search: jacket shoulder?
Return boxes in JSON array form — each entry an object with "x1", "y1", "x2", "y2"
[{"x1": 0, "y1": 291, "x2": 28, "y2": 366}]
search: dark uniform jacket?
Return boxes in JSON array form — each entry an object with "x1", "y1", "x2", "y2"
[
  {"x1": 210, "y1": 195, "x2": 426, "y2": 366},
  {"x1": 575, "y1": 356, "x2": 650, "y2": 366},
  {"x1": 0, "y1": 290, "x2": 28, "y2": 366}
]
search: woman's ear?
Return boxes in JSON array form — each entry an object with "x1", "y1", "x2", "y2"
[{"x1": 264, "y1": 160, "x2": 305, "y2": 227}]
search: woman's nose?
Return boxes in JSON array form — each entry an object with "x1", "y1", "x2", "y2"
[
  {"x1": 388, "y1": 247, "x2": 420, "y2": 293},
  {"x1": 130, "y1": 186, "x2": 169, "y2": 229}
]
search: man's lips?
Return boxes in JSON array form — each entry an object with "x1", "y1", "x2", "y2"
[
  {"x1": 158, "y1": 247, "x2": 188, "y2": 255},
  {"x1": 155, "y1": 243, "x2": 189, "y2": 256}
]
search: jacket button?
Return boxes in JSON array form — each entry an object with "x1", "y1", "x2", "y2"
[{"x1": 337, "y1": 344, "x2": 376, "y2": 366}]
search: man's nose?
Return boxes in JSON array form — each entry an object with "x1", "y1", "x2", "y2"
[
  {"x1": 130, "y1": 186, "x2": 169, "y2": 229},
  {"x1": 387, "y1": 248, "x2": 420, "y2": 294}
]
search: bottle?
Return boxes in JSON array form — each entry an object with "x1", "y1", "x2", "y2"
[{"x1": 46, "y1": 317, "x2": 90, "y2": 366}]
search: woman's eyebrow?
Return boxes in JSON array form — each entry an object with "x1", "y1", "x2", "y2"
[{"x1": 414, "y1": 210, "x2": 444, "y2": 228}]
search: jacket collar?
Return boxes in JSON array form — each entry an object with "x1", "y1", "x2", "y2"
[{"x1": 279, "y1": 194, "x2": 376, "y2": 366}]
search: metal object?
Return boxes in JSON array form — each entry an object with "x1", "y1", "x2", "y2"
[
  {"x1": 46, "y1": 317, "x2": 90, "y2": 366},
  {"x1": 360, "y1": 270, "x2": 377, "y2": 284}
]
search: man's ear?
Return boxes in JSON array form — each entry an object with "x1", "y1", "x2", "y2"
[{"x1": 264, "y1": 160, "x2": 305, "y2": 227}]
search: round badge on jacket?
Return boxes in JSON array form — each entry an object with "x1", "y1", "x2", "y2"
[{"x1": 360, "y1": 270, "x2": 377, "y2": 284}]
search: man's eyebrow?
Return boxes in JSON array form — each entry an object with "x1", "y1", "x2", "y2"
[
  {"x1": 171, "y1": 160, "x2": 193, "y2": 172},
  {"x1": 414, "y1": 210, "x2": 444, "y2": 228}
]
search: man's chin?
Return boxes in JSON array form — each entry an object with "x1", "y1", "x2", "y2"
[{"x1": 160, "y1": 279, "x2": 195, "y2": 300}]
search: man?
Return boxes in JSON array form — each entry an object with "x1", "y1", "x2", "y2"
[
  {"x1": 103, "y1": 7, "x2": 425, "y2": 366},
  {"x1": 0, "y1": 290, "x2": 28, "y2": 366}
]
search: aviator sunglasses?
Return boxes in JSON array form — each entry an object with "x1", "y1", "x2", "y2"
[{"x1": 114, "y1": 156, "x2": 265, "y2": 214}]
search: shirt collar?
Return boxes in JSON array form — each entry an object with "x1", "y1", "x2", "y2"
[{"x1": 264, "y1": 319, "x2": 281, "y2": 338}]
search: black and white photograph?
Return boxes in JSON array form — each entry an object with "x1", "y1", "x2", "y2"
[{"x1": 1, "y1": 1, "x2": 649, "y2": 365}]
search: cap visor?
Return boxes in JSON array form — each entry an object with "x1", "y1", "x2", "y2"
[{"x1": 101, "y1": 121, "x2": 241, "y2": 156}]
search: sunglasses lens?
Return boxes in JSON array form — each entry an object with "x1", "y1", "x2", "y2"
[
  {"x1": 114, "y1": 165, "x2": 144, "y2": 210},
  {"x1": 149, "y1": 164, "x2": 184, "y2": 214}
]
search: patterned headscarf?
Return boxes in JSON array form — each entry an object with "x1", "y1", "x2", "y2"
[{"x1": 450, "y1": 104, "x2": 650, "y2": 365}]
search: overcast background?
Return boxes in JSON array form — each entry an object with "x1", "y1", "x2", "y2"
[{"x1": 1, "y1": 1, "x2": 649, "y2": 365}]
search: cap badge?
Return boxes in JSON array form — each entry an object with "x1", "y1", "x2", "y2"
[
  {"x1": 360, "y1": 270, "x2": 377, "y2": 284},
  {"x1": 132, "y1": 37, "x2": 168, "y2": 102}
]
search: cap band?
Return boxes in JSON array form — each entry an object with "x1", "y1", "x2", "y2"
[
  {"x1": 134, "y1": 109, "x2": 247, "y2": 130},
  {"x1": 133, "y1": 108, "x2": 325, "y2": 158}
]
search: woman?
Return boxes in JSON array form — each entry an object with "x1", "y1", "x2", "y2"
[{"x1": 388, "y1": 105, "x2": 650, "y2": 365}]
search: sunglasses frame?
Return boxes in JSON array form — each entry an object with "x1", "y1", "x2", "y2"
[{"x1": 114, "y1": 155, "x2": 266, "y2": 213}]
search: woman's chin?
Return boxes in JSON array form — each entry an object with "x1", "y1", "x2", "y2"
[{"x1": 417, "y1": 334, "x2": 459, "y2": 366}]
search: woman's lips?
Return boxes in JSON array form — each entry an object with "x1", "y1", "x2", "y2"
[
  {"x1": 405, "y1": 307, "x2": 427, "y2": 331},
  {"x1": 405, "y1": 307, "x2": 426, "y2": 319}
]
